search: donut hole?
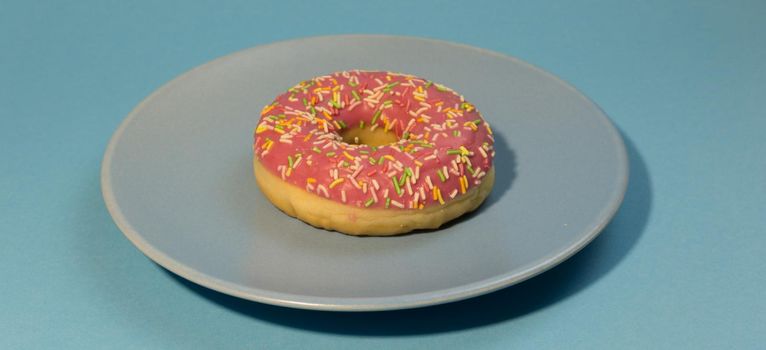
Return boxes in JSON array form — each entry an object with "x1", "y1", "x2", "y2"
[{"x1": 339, "y1": 128, "x2": 399, "y2": 147}]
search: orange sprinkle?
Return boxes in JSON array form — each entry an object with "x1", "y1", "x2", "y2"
[{"x1": 306, "y1": 178, "x2": 317, "y2": 184}]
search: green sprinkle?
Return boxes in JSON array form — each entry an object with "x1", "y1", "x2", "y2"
[
  {"x1": 274, "y1": 124, "x2": 285, "y2": 131},
  {"x1": 466, "y1": 164, "x2": 475, "y2": 175},
  {"x1": 437, "y1": 169, "x2": 446, "y2": 182},
  {"x1": 371, "y1": 146, "x2": 378, "y2": 152},
  {"x1": 309, "y1": 106, "x2": 316, "y2": 115},
  {"x1": 337, "y1": 120, "x2": 346, "y2": 128},
  {"x1": 405, "y1": 167, "x2": 414, "y2": 178},
  {"x1": 371, "y1": 110, "x2": 382, "y2": 125},
  {"x1": 378, "y1": 156, "x2": 386, "y2": 164},
  {"x1": 398, "y1": 172, "x2": 408, "y2": 187},
  {"x1": 447, "y1": 149, "x2": 462, "y2": 155},
  {"x1": 302, "y1": 98, "x2": 308, "y2": 106},
  {"x1": 359, "y1": 121, "x2": 365, "y2": 129},
  {"x1": 435, "y1": 84, "x2": 449, "y2": 92},
  {"x1": 425, "y1": 81, "x2": 433, "y2": 88},
  {"x1": 368, "y1": 157, "x2": 377, "y2": 165},
  {"x1": 472, "y1": 119, "x2": 482, "y2": 125},
  {"x1": 453, "y1": 130, "x2": 460, "y2": 137},
  {"x1": 382, "y1": 100, "x2": 393, "y2": 108},
  {"x1": 349, "y1": 80, "x2": 358, "y2": 87},
  {"x1": 392, "y1": 176, "x2": 402, "y2": 195},
  {"x1": 268, "y1": 115, "x2": 278, "y2": 121},
  {"x1": 402, "y1": 131, "x2": 409, "y2": 140},
  {"x1": 382, "y1": 82, "x2": 399, "y2": 92},
  {"x1": 385, "y1": 197, "x2": 391, "y2": 209},
  {"x1": 359, "y1": 150, "x2": 369, "y2": 154},
  {"x1": 342, "y1": 160, "x2": 349, "y2": 167},
  {"x1": 351, "y1": 90, "x2": 361, "y2": 101},
  {"x1": 330, "y1": 99, "x2": 341, "y2": 109},
  {"x1": 326, "y1": 151, "x2": 336, "y2": 157},
  {"x1": 288, "y1": 155, "x2": 294, "y2": 168},
  {"x1": 364, "y1": 198, "x2": 375, "y2": 207},
  {"x1": 312, "y1": 147, "x2": 321, "y2": 154}
]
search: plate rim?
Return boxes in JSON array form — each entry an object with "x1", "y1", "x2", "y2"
[{"x1": 101, "y1": 34, "x2": 629, "y2": 311}]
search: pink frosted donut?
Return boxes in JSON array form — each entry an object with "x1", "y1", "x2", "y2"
[{"x1": 253, "y1": 70, "x2": 495, "y2": 236}]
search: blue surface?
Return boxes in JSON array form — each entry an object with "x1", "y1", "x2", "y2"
[{"x1": 1, "y1": 1, "x2": 764, "y2": 348}]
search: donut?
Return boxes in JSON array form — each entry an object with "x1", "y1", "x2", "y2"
[{"x1": 253, "y1": 70, "x2": 496, "y2": 236}]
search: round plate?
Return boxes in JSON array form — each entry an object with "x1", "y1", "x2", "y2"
[{"x1": 102, "y1": 35, "x2": 628, "y2": 311}]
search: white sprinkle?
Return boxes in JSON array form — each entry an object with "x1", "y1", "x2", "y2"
[
  {"x1": 371, "y1": 187, "x2": 378, "y2": 203},
  {"x1": 362, "y1": 182, "x2": 368, "y2": 194},
  {"x1": 478, "y1": 147, "x2": 488, "y2": 158},
  {"x1": 442, "y1": 166, "x2": 450, "y2": 179},
  {"x1": 425, "y1": 176, "x2": 434, "y2": 190},
  {"x1": 391, "y1": 200, "x2": 404, "y2": 208},
  {"x1": 449, "y1": 189, "x2": 458, "y2": 199},
  {"x1": 317, "y1": 184, "x2": 330, "y2": 198},
  {"x1": 372, "y1": 179, "x2": 380, "y2": 190},
  {"x1": 347, "y1": 176, "x2": 361, "y2": 189},
  {"x1": 341, "y1": 190, "x2": 347, "y2": 203},
  {"x1": 405, "y1": 180, "x2": 413, "y2": 196},
  {"x1": 383, "y1": 188, "x2": 389, "y2": 198},
  {"x1": 351, "y1": 166, "x2": 364, "y2": 179},
  {"x1": 419, "y1": 186, "x2": 426, "y2": 201}
]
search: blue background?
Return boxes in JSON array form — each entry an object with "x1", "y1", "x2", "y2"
[{"x1": 2, "y1": 1, "x2": 764, "y2": 348}]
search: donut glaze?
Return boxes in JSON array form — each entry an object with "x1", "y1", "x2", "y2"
[{"x1": 254, "y1": 71, "x2": 495, "y2": 213}]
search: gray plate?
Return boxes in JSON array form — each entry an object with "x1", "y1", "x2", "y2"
[{"x1": 102, "y1": 35, "x2": 628, "y2": 311}]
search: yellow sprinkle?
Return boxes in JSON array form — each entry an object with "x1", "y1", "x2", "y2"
[
  {"x1": 329, "y1": 178, "x2": 345, "y2": 189},
  {"x1": 414, "y1": 160, "x2": 423, "y2": 167},
  {"x1": 436, "y1": 187, "x2": 445, "y2": 205},
  {"x1": 273, "y1": 128, "x2": 285, "y2": 134},
  {"x1": 484, "y1": 122, "x2": 493, "y2": 135},
  {"x1": 384, "y1": 155, "x2": 396, "y2": 162},
  {"x1": 261, "y1": 104, "x2": 275, "y2": 115},
  {"x1": 303, "y1": 133, "x2": 312, "y2": 142},
  {"x1": 343, "y1": 151, "x2": 355, "y2": 161},
  {"x1": 307, "y1": 178, "x2": 317, "y2": 184},
  {"x1": 255, "y1": 125, "x2": 268, "y2": 134}
]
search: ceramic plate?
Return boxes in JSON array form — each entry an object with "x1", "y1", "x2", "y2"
[{"x1": 102, "y1": 35, "x2": 628, "y2": 311}]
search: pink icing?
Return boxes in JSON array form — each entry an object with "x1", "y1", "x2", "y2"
[{"x1": 254, "y1": 71, "x2": 495, "y2": 210}]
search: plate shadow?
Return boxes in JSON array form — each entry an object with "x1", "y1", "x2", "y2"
[{"x1": 163, "y1": 131, "x2": 651, "y2": 336}]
